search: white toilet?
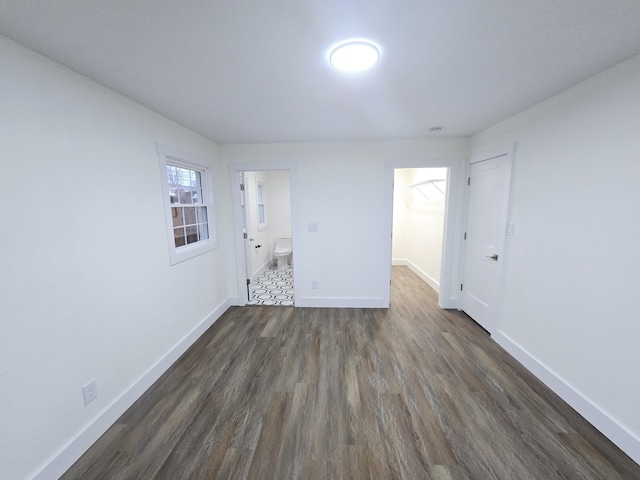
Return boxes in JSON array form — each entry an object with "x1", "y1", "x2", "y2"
[{"x1": 273, "y1": 237, "x2": 292, "y2": 270}]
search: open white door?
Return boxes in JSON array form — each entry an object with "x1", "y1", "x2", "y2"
[
  {"x1": 462, "y1": 145, "x2": 513, "y2": 333},
  {"x1": 239, "y1": 172, "x2": 253, "y2": 300}
]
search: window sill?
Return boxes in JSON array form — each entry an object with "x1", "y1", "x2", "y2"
[{"x1": 169, "y1": 238, "x2": 219, "y2": 265}]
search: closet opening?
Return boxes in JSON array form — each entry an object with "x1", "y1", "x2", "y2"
[{"x1": 391, "y1": 167, "x2": 448, "y2": 301}]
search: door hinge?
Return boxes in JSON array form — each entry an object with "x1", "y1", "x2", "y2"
[
  {"x1": 246, "y1": 278, "x2": 250, "y2": 286},
  {"x1": 240, "y1": 183, "x2": 245, "y2": 191},
  {"x1": 467, "y1": 177, "x2": 471, "y2": 186},
  {"x1": 464, "y1": 232, "x2": 467, "y2": 240},
  {"x1": 460, "y1": 284, "x2": 463, "y2": 291},
  {"x1": 243, "y1": 232, "x2": 248, "y2": 239}
]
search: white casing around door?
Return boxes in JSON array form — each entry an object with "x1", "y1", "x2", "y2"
[{"x1": 462, "y1": 145, "x2": 513, "y2": 333}]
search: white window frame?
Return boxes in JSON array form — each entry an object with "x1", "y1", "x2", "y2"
[
  {"x1": 256, "y1": 180, "x2": 268, "y2": 231},
  {"x1": 157, "y1": 143, "x2": 219, "y2": 265}
]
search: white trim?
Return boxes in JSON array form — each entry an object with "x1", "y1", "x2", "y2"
[
  {"x1": 392, "y1": 259, "x2": 440, "y2": 293},
  {"x1": 494, "y1": 331, "x2": 640, "y2": 465},
  {"x1": 461, "y1": 142, "x2": 515, "y2": 334},
  {"x1": 381, "y1": 166, "x2": 395, "y2": 307},
  {"x1": 157, "y1": 143, "x2": 219, "y2": 265},
  {"x1": 384, "y1": 158, "x2": 463, "y2": 310},
  {"x1": 251, "y1": 258, "x2": 273, "y2": 283},
  {"x1": 468, "y1": 143, "x2": 514, "y2": 164},
  {"x1": 227, "y1": 295, "x2": 245, "y2": 307},
  {"x1": 228, "y1": 163, "x2": 298, "y2": 306},
  {"x1": 295, "y1": 297, "x2": 386, "y2": 308},
  {"x1": 32, "y1": 299, "x2": 232, "y2": 480}
]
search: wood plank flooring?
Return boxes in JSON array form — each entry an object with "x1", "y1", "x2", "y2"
[{"x1": 61, "y1": 266, "x2": 640, "y2": 479}]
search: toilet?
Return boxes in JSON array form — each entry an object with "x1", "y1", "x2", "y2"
[{"x1": 273, "y1": 237, "x2": 292, "y2": 270}]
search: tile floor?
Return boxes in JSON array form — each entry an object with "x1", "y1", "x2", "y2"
[{"x1": 248, "y1": 264, "x2": 294, "y2": 306}]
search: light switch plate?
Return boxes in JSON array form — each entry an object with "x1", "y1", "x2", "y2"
[{"x1": 506, "y1": 222, "x2": 515, "y2": 236}]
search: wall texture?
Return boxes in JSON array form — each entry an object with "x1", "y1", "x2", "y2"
[
  {"x1": 0, "y1": 36, "x2": 235, "y2": 480},
  {"x1": 469, "y1": 53, "x2": 640, "y2": 462}
]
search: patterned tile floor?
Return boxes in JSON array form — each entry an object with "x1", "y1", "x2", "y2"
[{"x1": 248, "y1": 264, "x2": 294, "y2": 306}]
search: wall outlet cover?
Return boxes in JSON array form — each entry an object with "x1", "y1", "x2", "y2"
[{"x1": 82, "y1": 380, "x2": 98, "y2": 405}]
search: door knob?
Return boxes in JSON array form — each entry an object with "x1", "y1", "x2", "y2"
[{"x1": 487, "y1": 254, "x2": 499, "y2": 261}]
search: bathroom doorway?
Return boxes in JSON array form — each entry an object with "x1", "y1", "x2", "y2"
[
  {"x1": 391, "y1": 167, "x2": 448, "y2": 298},
  {"x1": 232, "y1": 168, "x2": 295, "y2": 306}
]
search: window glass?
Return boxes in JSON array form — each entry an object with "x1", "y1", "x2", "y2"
[
  {"x1": 257, "y1": 181, "x2": 268, "y2": 230},
  {"x1": 158, "y1": 144, "x2": 218, "y2": 264}
]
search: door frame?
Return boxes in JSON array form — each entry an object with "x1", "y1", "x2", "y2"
[
  {"x1": 238, "y1": 171, "x2": 253, "y2": 298},
  {"x1": 228, "y1": 163, "x2": 297, "y2": 306},
  {"x1": 461, "y1": 143, "x2": 515, "y2": 334},
  {"x1": 384, "y1": 158, "x2": 463, "y2": 309}
]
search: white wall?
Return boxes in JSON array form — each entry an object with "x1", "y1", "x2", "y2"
[
  {"x1": 0, "y1": 36, "x2": 235, "y2": 480},
  {"x1": 265, "y1": 170, "x2": 292, "y2": 256},
  {"x1": 469, "y1": 53, "x2": 640, "y2": 463},
  {"x1": 223, "y1": 140, "x2": 467, "y2": 307},
  {"x1": 392, "y1": 168, "x2": 448, "y2": 292}
]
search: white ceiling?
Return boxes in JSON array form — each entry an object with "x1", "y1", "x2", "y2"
[{"x1": 2, "y1": 0, "x2": 640, "y2": 144}]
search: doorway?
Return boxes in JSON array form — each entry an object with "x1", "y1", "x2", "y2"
[
  {"x1": 230, "y1": 165, "x2": 296, "y2": 306},
  {"x1": 384, "y1": 159, "x2": 460, "y2": 309},
  {"x1": 461, "y1": 144, "x2": 513, "y2": 333},
  {"x1": 392, "y1": 168, "x2": 448, "y2": 297}
]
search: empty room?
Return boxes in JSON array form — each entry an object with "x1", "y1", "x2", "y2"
[{"x1": 1, "y1": 1, "x2": 640, "y2": 479}]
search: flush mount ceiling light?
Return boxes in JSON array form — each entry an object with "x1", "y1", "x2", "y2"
[{"x1": 328, "y1": 40, "x2": 380, "y2": 72}]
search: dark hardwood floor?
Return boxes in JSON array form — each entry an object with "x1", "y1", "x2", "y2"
[{"x1": 62, "y1": 266, "x2": 640, "y2": 479}]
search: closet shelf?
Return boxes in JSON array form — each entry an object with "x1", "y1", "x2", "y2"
[{"x1": 400, "y1": 179, "x2": 446, "y2": 200}]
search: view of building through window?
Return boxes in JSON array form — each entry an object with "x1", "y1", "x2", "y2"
[{"x1": 167, "y1": 164, "x2": 209, "y2": 247}]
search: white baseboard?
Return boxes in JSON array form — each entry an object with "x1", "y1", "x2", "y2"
[
  {"x1": 228, "y1": 295, "x2": 245, "y2": 306},
  {"x1": 32, "y1": 298, "x2": 232, "y2": 480},
  {"x1": 494, "y1": 331, "x2": 640, "y2": 466},
  {"x1": 295, "y1": 297, "x2": 387, "y2": 308},
  {"x1": 392, "y1": 258, "x2": 440, "y2": 293},
  {"x1": 251, "y1": 258, "x2": 273, "y2": 283}
]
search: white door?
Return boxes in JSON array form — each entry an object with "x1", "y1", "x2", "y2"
[
  {"x1": 239, "y1": 173, "x2": 253, "y2": 300},
  {"x1": 462, "y1": 146, "x2": 513, "y2": 333}
]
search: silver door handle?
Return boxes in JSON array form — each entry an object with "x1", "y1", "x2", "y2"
[{"x1": 487, "y1": 254, "x2": 499, "y2": 261}]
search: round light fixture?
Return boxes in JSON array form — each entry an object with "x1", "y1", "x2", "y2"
[{"x1": 329, "y1": 40, "x2": 380, "y2": 72}]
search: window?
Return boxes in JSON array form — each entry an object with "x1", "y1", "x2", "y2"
[
  {"x1": 167, "y1": 164, "x2": 208, "y2": 247},
  {"x1": 257, "y1": 181, "x2": 268, "y2": 231},
  {"x1": 157, "y1": 144, "x2": 218, "y2": 265}
]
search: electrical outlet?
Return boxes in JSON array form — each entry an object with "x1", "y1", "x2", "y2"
[
  {"x1": 311, "y1": 280, "x2": 319, "y2": 289},
  {"x1": 82, "y1": 379, "x2": 98, "y2": 405}
]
